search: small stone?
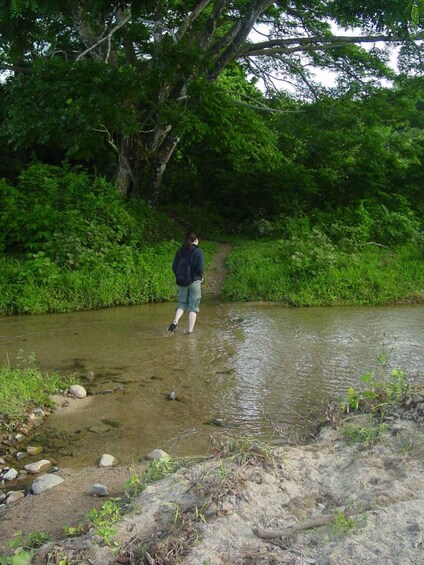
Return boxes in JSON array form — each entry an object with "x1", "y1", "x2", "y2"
[
  {"x1": 92, "y1": 483, "x2": 108, "y2": 496},
  {"x1": 89, "y1": 424, "x2": 111, "y2": 434},
  {"x1": 31, "y1": 407, "x2": 45, "y2": 416},
  {"x1": 3, "y1": 468, "x2": 18, "y2": 481},
  {"x1": 0, "y1": 493, "x2": 6, "y2": 504},
  {"x1": 14, "y1": 433, "x2": 25, "y2": 443},
  {"x1": 98, "y1": 454, "x2": 117, "y2": 468},
  {"x1": 205, "y1": 418, "x2": 224, "y2": 427},
  {"x1": 5, "y1": 491, "x2": 25, "y2": 504},
  {"x1": 0, "y1": 458, "x2": 5, "y2": 466},
  {"x1": 27, "y1": 445, "x2": 44, "y2": 456},
  {"x1": 24, "y1": 459, "x2": 52, "y2": 474},
  {"x1": 145, "y1": 449, "x2": 169, "y2": 461},
  {"x1": 166, "y1": 391, "x2": 177, "y2": 400},
  {"x1": 32, "y1": 473, "x2": 64, "y2": 494},
  {"x1": 15, "y1": 452, "x2": 28, "y2": 461},
  {"x1": 86, "y1": 371, "x2": 95, "y2": 383},
  {"x1": 69, "y1": 384, "x2": 87, "y2": 398}
]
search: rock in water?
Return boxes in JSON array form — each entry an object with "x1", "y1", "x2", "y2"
[
  {"x1": 86, "y1": 371, "x2": 95, "y2": 383},
  {"x1": 3, "y1": 468, "x2": 18, "y2": 481},
  {"x1": 24, "y1": 459, "x2": 51, "y2": 474},
  {"x1": 69, "y1": 384, "x2": 87, "y2": 398},
  {"x1": 27, "y1": 445, "x2": 44, "y2": 456},
  {"x1": 98, "y1": 454, "x2": 117, "y2": 468},
  {"x1": 145, "y1": 449, "x2": 169, "y2": 461}
]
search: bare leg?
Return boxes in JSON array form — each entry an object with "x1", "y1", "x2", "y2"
[
  {"x1": 174, "y1": 308, "x2": 184, "y2": 324},
  {"x1": 188, "y1": 311, "x2": 197, "y2": 333}
]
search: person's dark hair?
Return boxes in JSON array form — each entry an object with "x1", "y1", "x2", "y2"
[{"x1": 183, "y1": 231, "x2": 198, "y2": 249}]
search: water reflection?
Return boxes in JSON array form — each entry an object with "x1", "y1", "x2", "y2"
[{"x1": 0, "y1": 301, "x2": 423, "y2": 466}]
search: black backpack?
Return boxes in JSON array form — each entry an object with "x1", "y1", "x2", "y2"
[{"x1": 175, "y1": 248, "x2": 194, "y2": 286}]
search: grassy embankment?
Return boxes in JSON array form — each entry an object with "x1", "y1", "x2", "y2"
[
  {"x1": 0, "y1": 354, "x2": 73, "y2": 432},
  {"x1": 0, "y1": 163, "x2": 217, "y2": 315},
  {"x1": 223, "y1": 240, "x2": 424, "y2": 305},
  {"x1": 0, "y1": 240, "x2": 217, "y2": 315}
]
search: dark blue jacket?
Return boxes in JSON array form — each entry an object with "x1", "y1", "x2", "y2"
[{"x1": 172, "y1": 244, "x2": 204, "y2": 282}]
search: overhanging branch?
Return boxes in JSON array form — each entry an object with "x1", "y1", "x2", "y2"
[{"x1": 241, "y1": 33, "x2": 424, "y2": 57}]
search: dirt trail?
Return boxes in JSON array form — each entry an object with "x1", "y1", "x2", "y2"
[{"x1": 202, "y1": 242, "x2": 232, "y2": 296}]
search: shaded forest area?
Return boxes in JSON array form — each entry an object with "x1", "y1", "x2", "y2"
[{"x1": 1, "y1": 1, "x2": 424, "y2": 313}]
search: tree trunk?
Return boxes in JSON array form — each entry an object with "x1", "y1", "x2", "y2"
[
  {"x1": 149, "y1": 133, "x2": 181, "y2": 204},
  {"x1": 115, "y1": 124, "x2": 181, "y2": 202}
]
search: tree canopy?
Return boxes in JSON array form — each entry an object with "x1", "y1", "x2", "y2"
[{"x1": 1, "y1": 1, "x2": 424, "y2": 199}]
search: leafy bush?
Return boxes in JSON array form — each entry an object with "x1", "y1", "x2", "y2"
[{"x1": 0, "y1": 163, "x2": 179, "y2": 267}]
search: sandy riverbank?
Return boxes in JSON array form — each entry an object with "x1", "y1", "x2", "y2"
[{"x1": 2, "y1": 390, "x2": 424, "y2": 564}]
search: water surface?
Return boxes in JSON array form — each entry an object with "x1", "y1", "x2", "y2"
[{"x1": 1, "y1": 300, "x2": 423, "y2": 466}]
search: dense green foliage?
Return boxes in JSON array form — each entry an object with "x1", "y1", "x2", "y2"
[
  {"x1": 0, "y1": 163, "x2": 216, "y2": 314},
  {"x1": 1, "y1": 4, "x2": 424, "y2": 312},
  {"x1": 165, "y1": 79, "x2": 424, "y2": 229},
  {"x1": 223, "y1": 213, "x2": 424, "y2": 305},
  {"x1": 1, "y1": 1, "x2": 423, "y2": 198}
]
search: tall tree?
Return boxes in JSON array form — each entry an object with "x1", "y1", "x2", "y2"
[{"x1": 1, "y1": 0, "x2": 424, "y2": 200}]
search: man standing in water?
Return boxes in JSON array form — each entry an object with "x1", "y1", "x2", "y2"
[{"x1": 168, "y1": 231, "x2": 204, "y2": 334}]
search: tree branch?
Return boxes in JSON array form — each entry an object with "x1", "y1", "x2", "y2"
[
  {"x1": 253, "y1": 506, "x2": 372, "y2": 540},
  {"x1": 241, "y1": 33, "x2": 424, "y2": 58},
  {"x1": 273, "y1": 55, "x2": 320, "y2": 100},
  {"x1": 176, "y1": 0, "x2": 213, "y2": 41},
  {"x1": 209, "y1": 0, "x2": 275, "y2": 78},
  {"x1": 200, "y1": 0, "x2": 230, "y2": 48},
  {"x1": 235, "y1": 95, "x2": 304, "y2": 114},
  {"x1": 76, "y1": 13, "x2": 131, "y2": 62}
]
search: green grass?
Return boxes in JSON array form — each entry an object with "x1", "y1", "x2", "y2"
[
  {"x1": 222, "y1": 239, "x2": 424, "y2": 306},
  {"x1": 0, "y1": 241, "x2": 217, "y2": 315},
  {"x1": 0, "y1": 356, "x2": 72, "y2": 430}
]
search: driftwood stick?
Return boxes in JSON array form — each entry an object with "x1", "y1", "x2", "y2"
[{"x1": 253, "y1": 507, "x2": 371, "y2": 539}]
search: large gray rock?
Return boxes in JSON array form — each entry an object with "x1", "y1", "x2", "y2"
[
  {"x1": 32, "y1": 473, "x2": 64, "y2": 494},
  {"x1": 25, "y1": 459, "x2": 51, "y2": 474},
  {"x1": 69, "y1": 384, "x2": 87, "y2": 398}
]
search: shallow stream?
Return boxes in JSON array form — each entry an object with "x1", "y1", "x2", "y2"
[{"x1": 1, "y1": 299, "x2": 423, "y2": 467}]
